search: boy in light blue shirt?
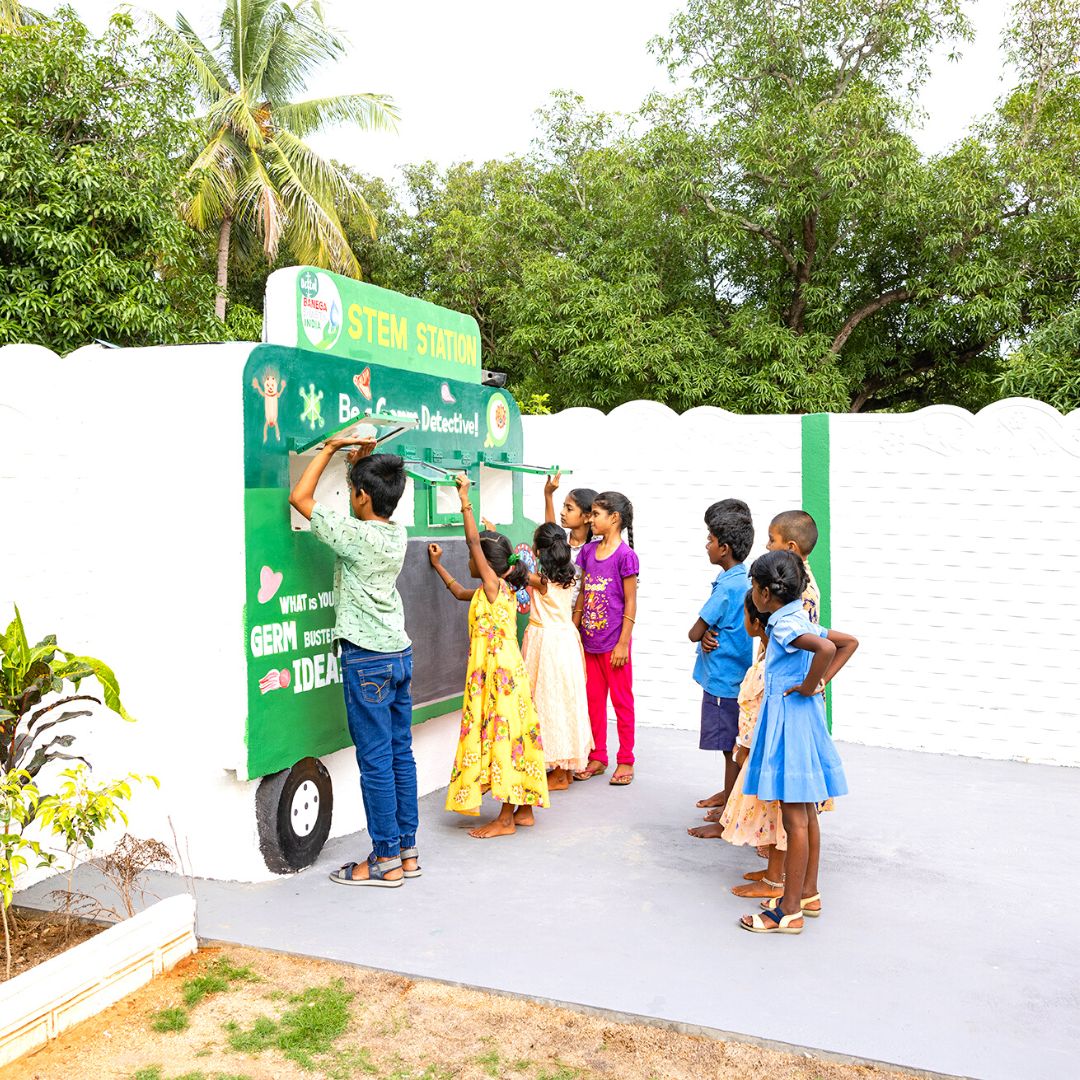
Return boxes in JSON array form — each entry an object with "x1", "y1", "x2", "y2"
[{"x1": 687, "y1": 499, "x2": 754, "y2": 838}]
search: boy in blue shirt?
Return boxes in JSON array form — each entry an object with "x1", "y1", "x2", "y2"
[{"x1": 687, "y1": 500, "x2": 754, "y2": 839}]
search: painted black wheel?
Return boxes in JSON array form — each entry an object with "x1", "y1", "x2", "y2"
[{"x1": 255, "y1": 757, "x2": 333, "y2": 873}]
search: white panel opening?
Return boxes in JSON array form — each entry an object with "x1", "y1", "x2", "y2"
[
  {"x1": 288, "y1": 451, "x2": 350, "y2": 531},
  {"x1": 480, "y1": 464, "x2": 514, "y2": 526},
  {"x1": 434, "y1": 484, "x2": 461, "y2": 516}
]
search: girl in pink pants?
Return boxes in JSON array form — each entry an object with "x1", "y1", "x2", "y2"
[{"x1": 572, "y1": 492, "x2": 639, "y2": 786}]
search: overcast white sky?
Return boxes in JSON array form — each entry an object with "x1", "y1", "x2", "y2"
[{"x1": 72, "y1": 0, "x2": 1014, "y2": 180}]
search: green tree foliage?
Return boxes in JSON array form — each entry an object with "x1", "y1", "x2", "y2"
[
  {"x1": 999, "y1": 308, "x2": 1080, "y2": 410},
  {"x1": 0, "y1": 11, "x2": 224, "y2": 352},
  {"x1": 353, "y1": 0, "x2": 1080, "y2": 415},
  {"x1": 152, "y1": 0, "x2": 397, "y2": 319}
]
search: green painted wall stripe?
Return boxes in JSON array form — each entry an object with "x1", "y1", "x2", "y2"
[{"x1": 801, "y1": 413, "x2": 833, "y2": 731}]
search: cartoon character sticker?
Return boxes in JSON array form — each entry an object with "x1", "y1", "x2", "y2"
[
  {"x1": 514, "y1": 544, "x2": 536, "y2": 614},
  {"x1": 252, "y1": 371, "x2": 286, "y2": 443}
]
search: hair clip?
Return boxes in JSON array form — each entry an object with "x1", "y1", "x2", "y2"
[{"x1": 507, "y1": 553, "x2": 520, "y2": 566}]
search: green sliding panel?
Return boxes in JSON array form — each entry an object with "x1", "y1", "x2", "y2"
[{"x1": 801, "y1": 413, "x2": 833, "y2": 731}]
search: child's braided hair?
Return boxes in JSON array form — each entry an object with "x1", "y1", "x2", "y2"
[
  {"x1": 593, "y1": 491, "x2": 635, "y2": 549},
  {"x1": 749, "y1": 549, "x2": 807, "y2": 605}
]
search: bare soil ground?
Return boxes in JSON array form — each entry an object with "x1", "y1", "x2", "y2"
[
  {"x1": 1, "y1": 909, "x2": 105, "y2": 981},
  {"x1": 8, "y1": 945, "x2": 923, "y2": 1080}
]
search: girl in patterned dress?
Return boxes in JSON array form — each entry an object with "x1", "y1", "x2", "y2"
[
  {"x1": 739, "y1": 551, "x2": 858, "y2": 934},
  {"x1": 428, "y1": 474, "x2": 549, "y2": 838},
  {"x1": 720, "y1": 593, "x2": 788, "y2": 901}
]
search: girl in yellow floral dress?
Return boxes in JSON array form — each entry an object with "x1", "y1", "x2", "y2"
[{"x1": 428, "y1": 474, "x2": 549, "y2": 838}]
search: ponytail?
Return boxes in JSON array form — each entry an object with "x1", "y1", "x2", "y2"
[
  {"x1": 480, "y1": 530, "x2": 530, "y2": 591},
  {"x1": 533, "y1": 522, "x2": 575, "y2": 587}
]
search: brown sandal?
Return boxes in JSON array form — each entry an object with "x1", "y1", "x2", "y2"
[{"x1": 573, "y1": 761, "x2": 606, "y2": 781}]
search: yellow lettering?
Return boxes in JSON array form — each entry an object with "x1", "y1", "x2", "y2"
[
  {"x1": 348, "y1": 303, "x2": 363, "y2": 339},
  {"x1": 434, "y1": 327, "x2": 447, "y2": 361},
  {"x1": 362, "y1": 305, "x2": 378, "y2": 342},
  {"x1": 377, "y1": 310, "x2": 390, "y2": 347},
  {"x1": 417, "y1": 323, "x2": 427, "y2": 355},
  {"x1": 391, "y1": 314, "x2": 407, "y2": 351},
  {"x1": 465, "y1": 335, "x2": 477, "y2": 367}
]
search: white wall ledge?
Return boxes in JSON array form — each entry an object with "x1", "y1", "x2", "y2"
[{"x1": 0, "y1": 894, "x2": 197, "y2": 1068}]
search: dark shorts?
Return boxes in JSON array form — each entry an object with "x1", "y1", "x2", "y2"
[{"x1": 700, "y1": 693, "x2": 739, "y2": 752}]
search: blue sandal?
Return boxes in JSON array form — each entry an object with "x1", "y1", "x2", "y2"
[
  {"x1": 329, "y1": 853, "x2": 403, "y2": 888},
  {"x1": 400, "y1": 847, "x2": 422, "y2": 879}
]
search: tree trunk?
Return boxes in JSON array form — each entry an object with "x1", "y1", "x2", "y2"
[{"x1": 215, "y1": 216, "x2": 232, "y2": 322}]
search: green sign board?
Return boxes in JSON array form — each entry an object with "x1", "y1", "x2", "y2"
[
  {"x1": 241, "y1": 340, "x2": 532, "y2": 782},
  {"x1": 264, "y1": 266, "x2": 482, "y2": 384}
]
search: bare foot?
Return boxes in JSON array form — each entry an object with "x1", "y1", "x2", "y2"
[
  {"x1": 743, "y1": 869, "x2": 771, "y2": 882},
  {"x1": 468, "y1": 816, "x2": 517, "y2": 839},
  {"x1": 703, "y1": 807, "x2": 724, "y2": 822},
  {"x1": 547, "y1": 768, "x2": 570, "y2": 791},
  {"x1": 696, "y1": 790, "x2": 727, "y2": 808},
  {"x1": 731, "y1": 879, "x2": 784, "y2": 899},
  {"x1": 513, "y1": 806, "x2": 535, "y2": 827},
  {"x1": 687, "y1": 824, "x2": 726, "y2": 839}
]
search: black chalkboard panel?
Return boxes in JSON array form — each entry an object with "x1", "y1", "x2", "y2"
[{"x1": 400, "y1": 536, "x2": 472, "y2": 709}]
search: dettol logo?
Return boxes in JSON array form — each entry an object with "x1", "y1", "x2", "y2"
[
  {"x1": 298, "y1": 271, "x2": 342, "y2": 351},
  {"x1": 485, "y1": 392, "x2": 510, "y2": 448}
]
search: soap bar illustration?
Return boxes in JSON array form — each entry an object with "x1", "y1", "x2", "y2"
[
  {"x1": 258, "y1": 668, "x2": 292, "y2": 695},
  {"x1": 353, "y1": 367, "x2": 372, "y2": 400}
]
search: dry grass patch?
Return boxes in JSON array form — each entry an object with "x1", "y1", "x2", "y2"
[{"x1": 7, "y1": 946, "x2": 923, "y2": 1080}]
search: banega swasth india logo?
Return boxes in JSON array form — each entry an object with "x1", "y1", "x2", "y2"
[{"x1": 298, "y1": 271, "x2": 342, "y2": 351}]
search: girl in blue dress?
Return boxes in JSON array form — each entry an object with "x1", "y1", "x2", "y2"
[{"x1": 740, "y1": 550, "x2": 858, "y2": 935}]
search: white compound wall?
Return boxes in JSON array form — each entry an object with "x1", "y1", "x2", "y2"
[
  {"x1": 520, "y1": 404, "x2": 804, "y2": 736},
  {"x1": 828, "y1": 401, "x2": 1080, "y2": 765},
  {"x1": 523, "y1": 399, "x2": 1080, "y2": 768},
  {"x1": 3, "y1": 343, "x2": 1076, "y2": 889}
]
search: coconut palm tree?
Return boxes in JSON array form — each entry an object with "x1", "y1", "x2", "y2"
[
  {"x1": 0, "y1": 1, "x2": 43, "y2": 29},
  {"x1": 152, "y1": 0, "x2": 397, "y2": 319}
]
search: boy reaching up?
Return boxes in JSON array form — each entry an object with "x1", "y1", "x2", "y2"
[
  {"x1": 686, "y1": 500, "x2": 755, "y2": 840},
  {"x1": 289, "y1": 437, "x2": 419, "y2": 888}
]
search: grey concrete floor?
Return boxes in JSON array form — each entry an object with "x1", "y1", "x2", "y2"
[{"x1": 17, "y1": 728, "x2": 1079, "y2": 1080}]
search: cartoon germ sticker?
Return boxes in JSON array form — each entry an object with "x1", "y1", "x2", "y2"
[
  {"x1": 299, "y1": 383, "x2": 325, "y2": 431},
  {"x1": 440, "y1": 382, "x2": 456, "y2": 404}
]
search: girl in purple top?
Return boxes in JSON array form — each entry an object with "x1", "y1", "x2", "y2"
[{"x1": 572, "y1": 492, "x2": 639, "y2": 786}]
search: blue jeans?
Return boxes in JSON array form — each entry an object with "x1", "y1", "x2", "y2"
[{"x1": 340, "y1": 641, "x2": 418, "y2": 859}]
